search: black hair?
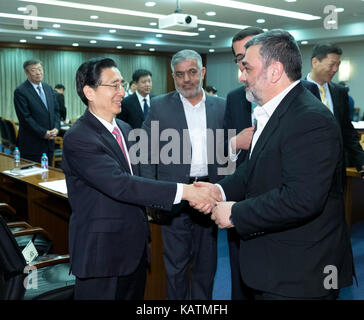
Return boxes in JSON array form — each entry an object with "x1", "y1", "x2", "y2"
[
  {"x1": 231, "y1": 27, "x2": 264, "y2": 55},
  {"x1": 76, "y1": 58, "x2": 117, "y2": 106},
  {"x1": 132, "y1": 69, "x2": 152, "y2": 83},
  {"x1": 311, "y1": 43, "x2": 342, "y2": 61}
]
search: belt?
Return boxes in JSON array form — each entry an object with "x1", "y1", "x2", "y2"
[{"x1": 188, "y1": 176, "x2": 209, "y2": 184}]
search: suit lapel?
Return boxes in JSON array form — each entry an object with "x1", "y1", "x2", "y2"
[
  {"x1": 132, "y1": 93, "x2": 145, "y2": 121},
  {"x1": 328, "y1": 83, "x2": 340, "y2": 118},
  {"x1": 26, "y1": 81, "x2": 49, "y2": 112},
  {"x1": 245, "y1": 83, "x2": 303, "y2": 181},
  {"x1": 85, "y1": 110, "x2": 131, "y2": 174}
]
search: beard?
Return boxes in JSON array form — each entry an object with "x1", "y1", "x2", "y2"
[
  {"x1": 175, "y1": 78, "x2": 203, "y2": 99},
  {"x1": 245, "y1": 86, "x2": 263, "y2": 106}
]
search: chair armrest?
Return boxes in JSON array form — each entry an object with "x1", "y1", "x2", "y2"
[
  {"x1": 7, "y1": 221, "x2": 32, "y2": 229},
  {"x1": 12, "y1": 227, "x2": 52, "y2": 240},
  {"x1": 0, "y1": 203, "x2": 17, "y2": 220},
  {"x1": 29, "y1": 254, "x2": 70, "y2": 269}
]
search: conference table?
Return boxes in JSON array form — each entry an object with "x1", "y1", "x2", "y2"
[
  {"x1": 1, "y1": 152, "x2": 363, "y2": 299},
  {"x1": 0, "y1": 152, "x2": 165, "y2": 300}
]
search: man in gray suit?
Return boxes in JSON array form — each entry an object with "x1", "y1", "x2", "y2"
[{"x1": 141, "y1": 49, "x2": 225, "y2": 299}]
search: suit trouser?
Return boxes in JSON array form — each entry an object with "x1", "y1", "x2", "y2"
[
  {"x1": 227, "y1": 228, "x2": 254, "y2": 300},
  {"x1": 161, "y1": 207, "x2": 217, "y2": 300},
  {"x1": 74, "y1": 248, "x2": 147, "y2": 300}
]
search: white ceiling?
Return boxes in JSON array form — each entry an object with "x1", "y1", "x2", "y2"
[{"x1": 1, "y1": 0, "x2": 364, "y2": 54}]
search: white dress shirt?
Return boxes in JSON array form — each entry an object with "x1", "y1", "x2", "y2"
[
  {"x1": 89, "y1": 111, "x2": 183, "y2": 204},
  {"x1": 179, "y1": 91, "x2": 209, "y2": 177},
  {"x1": 218, "y1": 80, "x2": 300, "y2": 201}
]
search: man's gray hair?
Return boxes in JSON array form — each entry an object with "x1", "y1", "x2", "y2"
[
  {"x1": 23, "y1": 59, "x2": 42, "y2": 71},
  {"x1": 170, "y1": 49, "x2": 203, "y2": 72}
]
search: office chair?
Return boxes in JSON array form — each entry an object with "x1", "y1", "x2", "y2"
[{"x1": 0, "y1": 215, "x2": 75, "y2": 300}]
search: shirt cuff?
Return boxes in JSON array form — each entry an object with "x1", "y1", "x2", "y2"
[
  {"x1": 173, "y1": 183, "x2": 184, "y2": 204},
  {"x1": 215, "y1": 184, "x2": 226, "y2": 202},
  {"x1": 229, "y1": 138, "x2": 241, "y2": 162}
]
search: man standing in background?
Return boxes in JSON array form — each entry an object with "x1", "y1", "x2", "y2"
[
  {"x1": 307, "y1": 43, "x2": 364, "y2": 177},
  {"x1": 117, "y1": 69, "x2": 153, "y2": 129},
  {"x1": 14, "y1": 59, "x2": 60, "y2": 163},
  {"x1": 54, "y1": 84, "x2": 67, "y2": 122},
  {"x1": 142, "y1": 49, "x2": 225, "y2": 300}
]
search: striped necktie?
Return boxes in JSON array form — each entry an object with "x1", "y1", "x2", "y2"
[
  {"x1": 112, "y1": 127, "x2": 130, "y2": 167},
  {"x1": 319, "y1": 86, "x2": 329, "y2": 108}
]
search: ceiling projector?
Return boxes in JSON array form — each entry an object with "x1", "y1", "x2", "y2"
[{"x1": 158, "y1": 13, "x2": 198, "y2": 31}]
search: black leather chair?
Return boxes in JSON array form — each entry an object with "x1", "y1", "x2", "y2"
[
  {"x1": 0, "y1": 118, "x2": 10, "y2": 152},
  {"x1": 3, "y1": 119, "x2": 17, "y2": 152},
  {"x1": 0, "y1": 215, "x2": 75, "y2": 300}
]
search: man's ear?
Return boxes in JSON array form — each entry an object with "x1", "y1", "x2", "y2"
[
  {"x1": 201, "y1": 67, "x2": 206, "y2": 80},
  {"x1": 270, "y1": 61, "x2": 284, "y2": 83},
  {"x1": 83, "y1": 85, "x2": 95, "y2": 102}
]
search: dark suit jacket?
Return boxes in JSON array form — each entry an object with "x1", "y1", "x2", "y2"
[
  {"x1": 54, "y1": 90, "x2": 67, "y2": 121},
  {"x1": 62, "y1": 109, "x2": 177, "y2": 278},
  {"x1": 328, "y1": 82, "x2": 364, "y2": 171},
  {"x1": 117, "y1": 92, "x2": 154, "y2": 129},
  {"x1": 141, "y1": 91, "x2": 225, "y2": 184},
  {"x1": 219, "y1": 83, "x2": 353, "y2": 298},
  {"x1": 14, "y1": 80, "x2": 60, "y2": 158},
  {"x1": 223, "y1": 80, "x2": 321, "y2": 167}
]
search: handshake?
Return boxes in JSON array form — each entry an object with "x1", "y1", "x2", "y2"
[{"x1": 181, "y1": 182, "x2": 235, "y2": 229}]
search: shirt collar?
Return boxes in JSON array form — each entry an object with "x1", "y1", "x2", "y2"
[
  {"x1": 179, "y1": 90, "x2": 206, "y2": 108},
  {"x1": 29, "y1": 80, "x2": 43, "y2": 91},
  {"x1": 307, "y1": 73, "x2": 328, "y2": 90},
  {"x1": 89, "y1": 110, "x2": 118, "y2": 134},
  {"x1": 254, "y1": 80, "x2": 300, "y2": 119},
  {"x1": 135, "y1": 90, "x2": 149, "y2": 102}
]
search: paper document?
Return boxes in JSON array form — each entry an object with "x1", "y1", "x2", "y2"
[
  {"x1": 3, "y1": 167, "x2": 47, "y2": 177},
  {"x1": 38, "y1": 179, "x2": 68, "y2": 194},
  {"x1": 352, "y1": 121, "x2": 364, "y2": 129}
]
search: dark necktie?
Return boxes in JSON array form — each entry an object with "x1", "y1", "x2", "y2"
[
  {"x1": 37, "y1": 85, "x2": 48, "y2": 110},
  {"x1": 143, "y1": 98, "x2": 149, "y2": 119}
]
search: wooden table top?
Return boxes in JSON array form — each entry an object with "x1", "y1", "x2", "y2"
[{"x1": 0, "y1": 152, "x2": 67, "y2": 199}]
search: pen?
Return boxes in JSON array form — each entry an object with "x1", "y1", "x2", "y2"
[{"x1": 20, "y1": 165, "x2": 34, "y2": 170}]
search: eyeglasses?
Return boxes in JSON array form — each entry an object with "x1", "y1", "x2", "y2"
[
  {"x1": 233, "y1": 54, "x2": 244, "y2": 66},
  {"x1": 173, "y1": 68, "x2": 199, "y2": 79},
  {"x1": 99, "y1": 82, "x2": 128, "y2": 91}
]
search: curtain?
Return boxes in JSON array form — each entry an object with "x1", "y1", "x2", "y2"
[{"x1": 0, "y1": 47, "x2": 168, "y2": 122}]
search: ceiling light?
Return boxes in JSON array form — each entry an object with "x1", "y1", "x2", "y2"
[
  {"x1": 35, "y1": 36, "x2": 43, "y2": 39},
  {"x1": 17, "y1": 0, "x2": 249, "y2": 30},
  {"x1": 19, "y1": 39, "x2": 27, "y2": 43},
  {"x1": 145, "y1": 1, "x2": 156, "y2": 7},
  {"x1": 90, "y1": 40, "x2": 97, "y2": 43},
  {"x1": 285, "y1": 0, "x2": 296, "y2": 2},
  {"x1": 335, "y1": 8, "x2": 344, "y2": 13},
  {"x1": 301, "y1": 40, "x2": 308, "y2": 45},
  {"x1": 109, "y1": 29, "x2": 116, "y2": 33},
  {"x1": 263, "y1": 28, "x2": 269, "y2": 32},
  {"x1": 149, "y1": 48, "x2": 155, "y2": 51},
  {"x1": 149, "y1": 22, "x2": 157, "y2": 26},
  {"x1": 209, "y1": 34, "x2": 216, "y2": 38},
  {"x1": 256, "y1": 18, "x2": 265, "y2": 23},
  {"x1": 205, "y1": 11, "x2": 216, "y2": 16},
  {"x1": 198, "y1": 27, "x2": 206, "y2": 31},
  {"x1": 17, "y1": 7, "x2": 27, "y2": 12},
  {"x1": 136, "y1": 43, "x2": 142, "y2": 47},
  {"x1": 72, "y1": 42, "x2": 79, "y2": 46},
  {"x1": 156, "y1": 34, "x2": 163, "y2": 37},
  {"x1": 53, "y1": 23, "x2": 61, "y2": 28},
  {"x1": 209, "y1": 49, "x2": 215, "y2": 52},
  {"x1": 116, "y1": 45, "x2": 122, "y2": 49},
  {"x1": 194, "y1": 0, "x2": 321, "y2": 20},
  {"x1": 327, "y1": 20, "x2": 336, "y2": 25},
  {"x1": 90, "y1": 15, "x2": 99, "y2": 19}
]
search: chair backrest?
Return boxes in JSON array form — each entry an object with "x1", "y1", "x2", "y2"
[
  {"x1": 0, "y1": 118, "x2": 10, "y2": 150},
  {"x1": 0, "y1": 216, "x2": 26, "y2": 299},
  {"x1": 4, "y1": 119, "x2": 18, "y2": 148}
]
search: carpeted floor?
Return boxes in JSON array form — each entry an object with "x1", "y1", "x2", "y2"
[{"x1": 213, "y1": 221, "x2": 364, "y2": 300}]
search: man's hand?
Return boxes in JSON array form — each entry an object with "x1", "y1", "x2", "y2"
[
  {"x1": 189, "y1": 181, "x2": 222, "y2": 213},
  {"x1": 211, "y1": 202, "x2": 235, "y2": 229},
  {"x1": 230, "y1": 126, "x2": 255, "y2": 154},
  {"x1": 182, "y1": 183, "x2": 221, "y2": 214},
  {"x1": 44, "y1": 128, "x2": 59, "y2": 140}
]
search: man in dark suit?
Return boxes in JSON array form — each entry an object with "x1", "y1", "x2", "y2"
[
  {"x1": 307, "y1": 43, "x2": 364, "y2": 176},
  {"x1": 116, "y1": 69, "x2": 153, "y2": 129},
  {"x1": 14, "y1": 59, "x2": 60, "y2": 163},
  {"x1": 197, "y1": 29, "x2": 354, "y2": 300},
  {"x1": 141, "y1": 50, "x2": 225, "y2": 299},
  {"x1": 62, "y1": 58, "x2": 218, "y2": 300},
  {"x1": 54, "y1": 84, "x2": 67, "y2": 121},
  {"x1": 224, "y1": 27, "x2": 322, "y2": 300}
]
